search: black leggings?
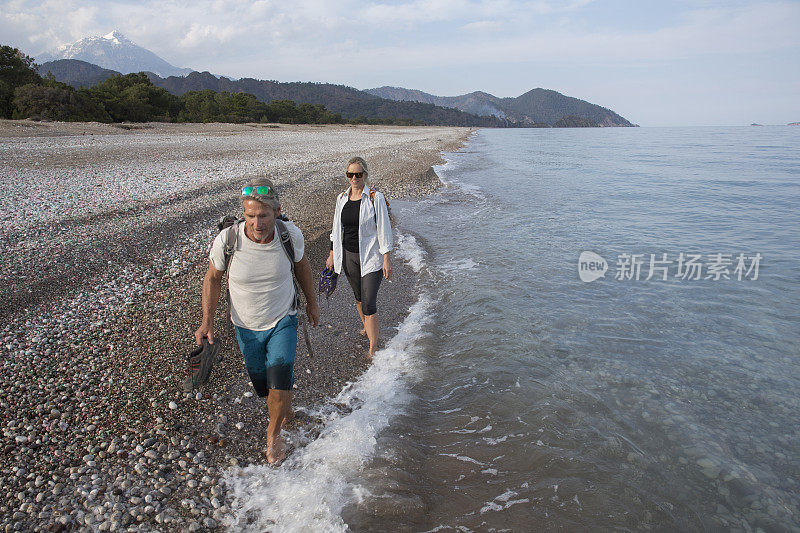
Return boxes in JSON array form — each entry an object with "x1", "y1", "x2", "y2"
[{"x1": 343, "y1": 249, "x2": 382, "y2": 316}]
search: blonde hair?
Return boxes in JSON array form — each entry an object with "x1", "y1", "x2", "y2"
[{"x1": 346, "y1": 156, "x2": 368, "y2": 176}]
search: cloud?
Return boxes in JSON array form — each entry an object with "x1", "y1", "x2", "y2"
[
  {"x1": 2, "y1": 1, "x2": 796, "y2": 74},
  {"x1": 0, "y1": 0, "x2": 796, "y2": 124},
  {"x1": 179, "y1": 23, "x2": 239, "y2": 48},
  {"x1": 1, "y1": 0, "x2": 103, "y2": 54},
  {"x1": 309, "y1": 1, "x2": 800, "y2": 69},
  {"x1": 1, "y1": 0, "x2": 602, "y2": 56},
  {"x1": 460, "y1": 20, "x2": 503, "y2": 32},
  {"x1": 360, "y1": 0, "x2": 475, "y2": 25}
]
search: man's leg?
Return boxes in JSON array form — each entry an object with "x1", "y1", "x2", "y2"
[
  {"x1": 234, "y1": 326, "x2": 270, "y2": 397},
  {"x1": 266, "y1": 389, "x2": 291, "y2": 464},
  {"x1": 263, "y1": 314, "x2": 298, "y2": 464}
]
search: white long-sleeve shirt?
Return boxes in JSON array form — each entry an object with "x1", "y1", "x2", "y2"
[{"x1": 330, "y1": 184, "x2": 393, "y2": 276}]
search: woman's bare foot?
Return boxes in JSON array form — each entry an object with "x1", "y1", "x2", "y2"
[
  {"x1": 267, "y1": 436, "x2": 286, "y2": 465},
  {"x1": 359, "y1": 328, "x2": 367, "y2": 337}
]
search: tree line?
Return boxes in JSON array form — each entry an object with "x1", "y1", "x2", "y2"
[
  {"x1": 2, "y1": 45, "x2": 403, "y2": 125},
  {"x1": 147, "y1": 71, "x2": 502, "y2": 126}
]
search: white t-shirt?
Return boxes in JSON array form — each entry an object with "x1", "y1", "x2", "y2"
[{"x1": 209, "y1": 221, "x2": 305, "y2": 331}]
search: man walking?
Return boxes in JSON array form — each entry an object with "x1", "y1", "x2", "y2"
[{"x1": 194, "y1": 178, "x2": 320, "y2": 464}]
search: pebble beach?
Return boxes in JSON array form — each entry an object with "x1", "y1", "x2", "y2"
[{"x1": 0, "y1": 120, "x2": 470, "y2": 531}]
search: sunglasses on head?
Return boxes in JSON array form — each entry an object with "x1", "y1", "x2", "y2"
[
  {"x1": 241, "y1": 185, "x2": 277, "y2": 198},
  {"x1": 346, "y1": 172, "x2": 364, "y2": 179}
]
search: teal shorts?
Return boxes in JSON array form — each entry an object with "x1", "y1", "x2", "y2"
[{"x1": 234, "y1": 314, "x2": 297, "y2": 396}]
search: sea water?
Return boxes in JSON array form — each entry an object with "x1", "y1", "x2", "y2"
[{"x1": 229, "y1": 127, "x2": 800, "y2": 531}]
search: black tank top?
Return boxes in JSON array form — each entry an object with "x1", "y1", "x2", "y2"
[{"x1": 341, "y1": 198, "x2": 361, "y2": 253}]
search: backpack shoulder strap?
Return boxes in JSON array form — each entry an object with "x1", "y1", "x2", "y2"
[
  {"x1": 369, "y1": 189, "x2": 389, "y2": 208},
  {"x1": 221, "y1": 218, "x2": 242, "y2": 306},
  {"x1": 369, "y1": 189, "x2": 390, "y2": 220},
  {"x1": 223, "y1": 219, "x2": 242, "y2": 271},
  {"x1": 275, "y1": 219, "x2": 301, "y2": 312},
  {"x1": 274, "y1": 219, "x2": 295, "y2": 263}
]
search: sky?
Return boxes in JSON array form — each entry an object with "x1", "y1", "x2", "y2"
[{"x1": 1, "y1": 0, "x2": 799, "y2": 126}]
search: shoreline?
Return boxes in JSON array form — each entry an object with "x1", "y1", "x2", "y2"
[{"x1": 0, "y1": 122, "x2": 470, "y2": 531}]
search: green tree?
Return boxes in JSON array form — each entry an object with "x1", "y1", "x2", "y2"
[
  {"x1": 85, "y1": 73, "x2": 177, "y2": 122},
  {"x1": 12, "y1": 81, "x2": 109, "y2": 122},
  {"x1": 176, "y1": 90, "x2": 264, "y2": 122},
  {"x1": 264, "y1": 99, "x2": 299, "y2": 123},
  {"x1": 178, "y1": 90, "x2": 220, "y2": 122},
  {"x1": 226, "y1": 92, "x2": 268, "y2": 123},
  {"x1": 0, "y1": 45, "x2": 42, "y2": 118}
]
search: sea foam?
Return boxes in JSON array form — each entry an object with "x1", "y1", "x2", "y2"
[
  {"x1": 395, "y1": 231, "x2": 426, "y2": 272},
  {"x1": 224, "y1": 238, "x2": 432, "y2": 532}
]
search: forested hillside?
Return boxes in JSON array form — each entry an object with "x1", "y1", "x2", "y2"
[
  {"x1": 35, "y1": 59, "x2": 502, "y2": 126},
  {"x1": 4, "y1": 47, "x2": 343, "y2": 124}
]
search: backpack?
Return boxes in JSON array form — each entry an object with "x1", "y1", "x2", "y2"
[
  {"x1": 339, "y1": 189, "x2": 390, "y2": 217},
  {"x1": 217, "y1": 214, "x2": 301, "y2": 312},
  {"x1": 370, "y1": 190, "x2": 390, "y2": 216}
]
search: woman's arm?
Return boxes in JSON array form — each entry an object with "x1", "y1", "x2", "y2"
[
  {"x1": 375, "y1": 191, "x2": 393, "y2": 255},
  {"x1": 382, "y1": 253, "x2": 392, "y2": 279}
]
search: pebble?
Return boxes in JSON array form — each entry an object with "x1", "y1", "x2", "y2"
[
  {"x1": 697, "y1": 457, "x2": 722, "y2": 479},
  {"x1": 0, "y1": 124, "x2": 497, "y2": 532}
]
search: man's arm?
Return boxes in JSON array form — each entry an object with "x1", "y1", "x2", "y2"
[
  {"x1": 194, "y1": 261, "x2": 225, "y2": 345},
  {"x1": 294, "y1": 256, "x2": 320, "y2": 327}
]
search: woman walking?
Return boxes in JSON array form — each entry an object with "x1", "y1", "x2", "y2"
[{"x1": 326, "y1": 157, "x2": 393, "y2": 357}]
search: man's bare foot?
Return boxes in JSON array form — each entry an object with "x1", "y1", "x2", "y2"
[
  {"x1": 267, "y1": 436, "x2": 286, "y2": 465},
  {"x1": 359, "y1": 328, "x2": 367, "y2": 337}
]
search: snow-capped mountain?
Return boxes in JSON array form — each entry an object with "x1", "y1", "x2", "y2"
[{"x1": 38, "y1": 31, "x2": 193, "y2": 78}]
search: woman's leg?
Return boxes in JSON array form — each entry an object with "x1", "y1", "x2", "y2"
[
  {"x1": 356, "y1": 301, "x2": 367, "y2": 336},
  {"x1": 364, "y1": 313, "x2": 379, "y2": 356},
  {"x1": 360, "y1": 270, "x2": 383, "y2": 356},
  {"x1": 344, "y1": 250, "x2": 368, "y2": 337}
]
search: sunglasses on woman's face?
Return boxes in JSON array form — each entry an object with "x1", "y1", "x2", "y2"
[{"x1": 346, "y1": 172, "x2": 364, "y2": 179}]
